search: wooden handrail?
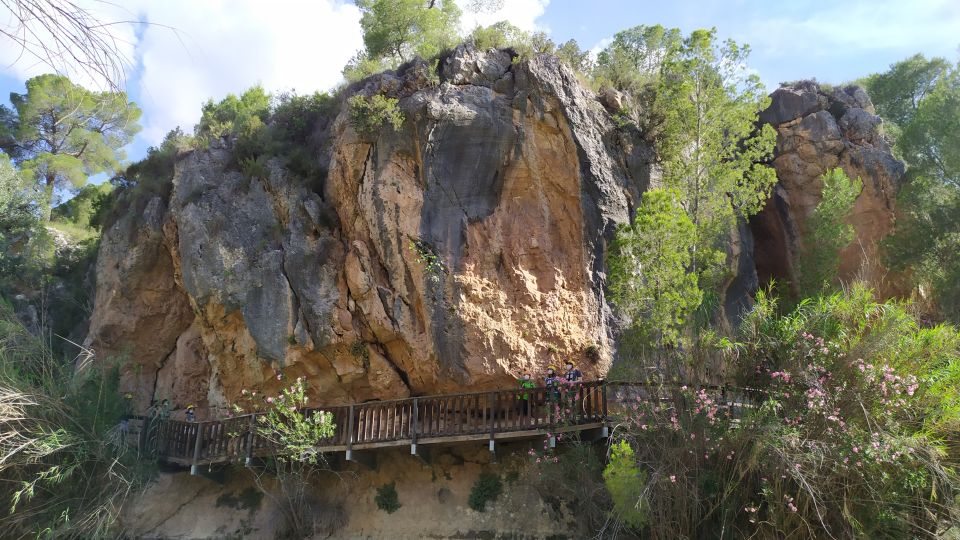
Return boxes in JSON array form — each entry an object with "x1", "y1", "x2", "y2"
[{"x1": 136, "y1": 380, "x2": 759, "y2": 468}]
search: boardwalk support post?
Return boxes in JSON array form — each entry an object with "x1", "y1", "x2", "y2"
[
  {"x1": 488, "y1": 392, "x2": 497, "y2": 458},
  {"x1": 190, "y1": 423, "x2": 204, "y2": 476},
  {"x1": 601, "y1": 380, "x2": 608, "y2": 419},
  {"x1": 345, "y1": 404, "x2": 355, "y2": 462},
  {"x1": 244, "y1": 415, "x2": 256, "y2": 467},
  {"x1": 410, "y1": 398, "x2": 431, "y2": 463},
  {"x1": 410, "y1": 398, "x2": 418, "y2": 456}
]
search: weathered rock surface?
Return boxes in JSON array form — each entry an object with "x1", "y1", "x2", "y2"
[
  {"x1": 751, "y1": 80, "x2": 905, "y2": 293},
  {"x1": 86, "y1": 46, "x2": 653, "y2": 413},
  {"x1": 122, "y1": 446, "x2": 569, "y2": 539},
  {"x1": 85, "y1": 53, "x2": 905, "y2": 419}
]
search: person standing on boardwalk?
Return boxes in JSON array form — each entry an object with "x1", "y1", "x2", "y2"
[
  {"x1": 159, "y1": 399, "x2": 171, "y2": 421},
  {"x1": 545, "y1": 367, "x2": 562, "y2": 402},
  {"x1": 185, "y1": 405, "x2": 196, "y2": 423},
  {"x1": 518, "y1": 372, "x2": 535, "y2": 415},
  {"x1": 563, "y1": 362, "x2": 584, "y2": 414},
  {"x1": 563, "y1": 362, "x2": 583, "y2": 384}
]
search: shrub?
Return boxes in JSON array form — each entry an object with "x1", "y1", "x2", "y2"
[
  {"x1": 375, "y1": 482, "x2": 401, "y2": 513},
  {"x1": 231, "y1": 378, "x2": 337, "y2": 539},
  {"x1": 796, "y1": 168, "x2": 861, "y2": 296},
  {"x1": 347, "y1": 94, "x2": 404, "y2": 136},
  {"x1": 0, "y1": 302, "x2": 153, "y2": 538},
  {"x1": 468, "y1": 471, "x2": 502, "y2": 512},
  {"x1": 604, "y1": 285, "x2": 960, "y2": 539}
]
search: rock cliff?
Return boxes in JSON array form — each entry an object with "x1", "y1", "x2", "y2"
[
  {"x1": 86, "y1": 46, "x2": 653, "y2": 414},
  {"x1": 752, "y1": 80, "x2": 905, "y2": 293},
  {"x1": 84, "y1": 50, "x2": 903, "y2": 417}
]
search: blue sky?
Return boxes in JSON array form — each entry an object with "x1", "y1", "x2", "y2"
[{"x1": 1, "y1": 0, "x2": 958, "y2": 182}]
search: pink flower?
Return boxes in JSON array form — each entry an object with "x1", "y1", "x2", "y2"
[
  {"x1": 266, "y1": 397, "x2": 274, "y2": 404},
  {"x1": 669, "y1": 475, "x2": 676, "y2": 483}
]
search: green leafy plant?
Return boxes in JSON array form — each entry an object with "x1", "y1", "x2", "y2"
[
  {"x1": 608, "y1": 188, "x2": 702, "y2": 347},
  {"x1": 375, "y1": 482, "x2": 401, "y2": 513},
  {"x1": 348, "y1": 94, "x2": 404, "y2": 136},
  {"x1": 0, "y1": 303, "x2": 153, "y2": 538},
  {"x1": 468, "y1": 471, "x2": 502, "y2": 512},
  {"x1": 408, "y1": 236, "x2": 447, "y2": 279},
  {"x1": 232, "y1": 377, "x2": 338, "y2": 539},
  {"x1": 603, "y1": 441, "x2": 648, "y2": 528},
  {"x1": 796, "y1": 168, "x2": 861, "y2": 296},
  {"x1": 603, "y1": 285, "x2": 960, "y2": 539},
  {"x1": 349, "y1": 340, "x2": 370, "y2": 365}
]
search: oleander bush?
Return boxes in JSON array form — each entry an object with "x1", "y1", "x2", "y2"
[{"x1": 603, "y1": 286, "x2": 960, "y2": 539}]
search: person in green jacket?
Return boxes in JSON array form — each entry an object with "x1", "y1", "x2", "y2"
[{"x1": 518, "y1": 372, "x2": 535, "y2": 415}]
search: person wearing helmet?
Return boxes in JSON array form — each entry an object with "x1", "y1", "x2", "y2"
[{"x1": 185, "y1": 405, "x2": 196, "y2": 423}]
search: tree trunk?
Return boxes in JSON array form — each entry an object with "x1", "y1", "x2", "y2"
[{"x1": 42, "y1": 173, "x2": 55, "y2": 222}]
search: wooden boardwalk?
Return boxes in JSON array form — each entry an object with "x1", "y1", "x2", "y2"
[{"x1": 129, "y1": 381, "x2": 757, "y2": 473}]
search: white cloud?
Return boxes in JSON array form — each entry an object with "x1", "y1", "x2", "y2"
[
  {"x1": 1, "y1": 0, "x2": 364, "y2": 146},
  {"x1": 587, "y1": 37, "x2": 613, "y2": 62},
  {"x1": 132, "y1": 0, "x2": 363, "y2": 144},
  {"x1": 457, "y1": 0, "x2": 549, "y2": 33}
]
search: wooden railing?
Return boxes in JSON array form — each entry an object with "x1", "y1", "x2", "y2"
[{"x1": 130, "y1": 381, "x2": 760, "y2": 471}]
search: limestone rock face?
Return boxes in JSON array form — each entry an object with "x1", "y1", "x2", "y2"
[
  {"x1": 86, "y1": 46, "x2": 653, "y2": 413},
  {"x1": 86, "y1": 53, "x2": 904, "y2": 416},
  {"x1": 751, "y1": 80, "x2": 905, "y2": 293}
]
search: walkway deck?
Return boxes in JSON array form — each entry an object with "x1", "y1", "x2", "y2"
[{"x1": 130, "y1": 381, "x2": 757, "y2": 473}]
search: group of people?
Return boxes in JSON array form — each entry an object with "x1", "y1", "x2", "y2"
[
  {"x1": 146, "y1": 399, "x2": 197, "y2": 422},
  {"x1": 516, "y1": 362, "x2": 584, "y2": 414}
]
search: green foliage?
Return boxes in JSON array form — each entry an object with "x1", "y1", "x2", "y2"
[
  {"x1": 343, "y1": 51, "x2": 393, "y2": 83},
  {"x1": 527, "y1": 440, "x2": 613, "y2": 536},
  {"x1": 408, "y1": 236, "x2": 446, "y2": 278},
  {"x1": 1, "y1": 74, "x2": 141, "y2": 219},
  {"x1": 196, "y1": 85, "x2": 271, "y2": 162},
  {"x1": 867, "y1": 55, "x2": 960, "y2": 321},
  {"x1": 0, "y1": 153, "x2": 46, "y2": 291},
  {"x1": 348, "y1": 94, "x2": 405, "y2": 136},
  {"x1": 0, "y1": 303, "x2": 152, "y2": 538},
  {"x1": 356, "y1": 0, "x2": 461, "y2": 66},
  {"x1": 594, "y1": 25, "x2": 681, "y2": 96},
  {"x1": 245, "y1": 377, "x2": 335, "y2": 465},
  {"x1": 50, "y1": 182, "x2": 112, "y2": 231},
  {"x1": 374, "y1": 482, "x2": 401, "y2": 513},
  {"x1": 657, "y1": 29, "x2": 777, "y2": 287},
  {"x1": 606, "y1": 285, "x2": 960, "y2": 538},
  {"x1": 468, "y1": 471, "x2": 502, "y2": 512},
  {"x1": 97, "y1": 128, "x2": 190, "y2": 231},
  {"x1": 603, "y1": 441, "x2": 648, "y2": 528},
  {"x1": 796, "y1": 169, "x2": 861, "y2": 296},
  {"x1": 608, "y1": 188, "x2": 702, "y2": 347},
  {"x1": 592, "y1": 25, "x2": 680, "y2": 136},
  {"x1": 555, "y1": 39, "x2": 591, "y2": 74},
  {"x1": 465, "y1": 21, "x2": 555, "y2": 60}
]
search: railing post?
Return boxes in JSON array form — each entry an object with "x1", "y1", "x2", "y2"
[
  {"x1": 346, "y1": 404, "x2": 355, "y2": 461},
  {"x1": 244, "y1": 414, "x2": 256, "y2": 467},
  {"x1": 488, "y1": 392, "x2": 497, "y2": 454},
  {"x1": 601, "y1": 380, "x2": 609, "y2": 419},
  {"x1": 190, "y1": 423, "x2": 204, "y2": 475},
  {"x1": 410, "y1": 398, "x2": 419, "y2": 455}
]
